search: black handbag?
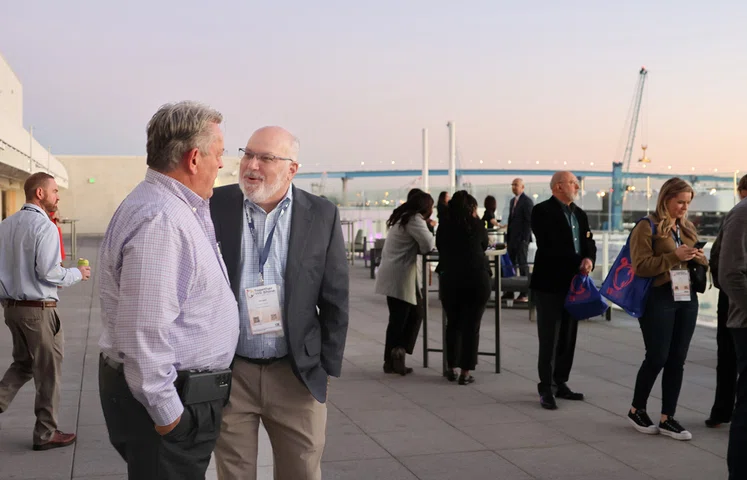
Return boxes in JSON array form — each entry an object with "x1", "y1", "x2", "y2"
[{"x1": 688, "y1": 261, "x2": 708, "y2": 294}]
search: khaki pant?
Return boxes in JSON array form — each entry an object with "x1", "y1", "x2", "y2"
[
  {"x1": 0, "y1": 306, "x2": 64, "y2": 444},
  {"x1": 215, "y1": 358, "x2": 327, "y2": 480}
]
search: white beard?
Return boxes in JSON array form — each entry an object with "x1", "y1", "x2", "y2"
[{"x1": 239, "y1": 173, "x2": 287, "y2": 206}]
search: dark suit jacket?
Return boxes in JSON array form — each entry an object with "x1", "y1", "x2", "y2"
[
  {"x1": 529, "y1": 196, "x2": 596, "y2": 294},
  {"x1": 507, "y1": 193, "x2": 533, "y2": 244},
  {"x1": 209, "y1": 184, "x2": 349, "y2": 403}
]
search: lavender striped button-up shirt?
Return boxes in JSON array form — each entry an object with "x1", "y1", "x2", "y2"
[{"x1": 98, "y1": 169, "x2": 240, "y2": 426}]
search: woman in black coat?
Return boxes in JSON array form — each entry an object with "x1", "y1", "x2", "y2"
[{"x1": 437, "y1": 191, "x2": 492, "y2": 384}]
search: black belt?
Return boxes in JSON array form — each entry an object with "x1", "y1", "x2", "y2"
[
  {"x1": 236, "y1": 355, "x2": 286, "y2": 365},
  {"x1": 100, "y1": 353, "x2": 232, "y2": 405}
]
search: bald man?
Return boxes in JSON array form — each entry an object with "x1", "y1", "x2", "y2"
[
  {"x1": 504, "y1": 178, "x2": 533, "y2": 302},
  {"x1": 209, "y1": 126, "x2": 349, "y2": 480},
  {"x1": 530, "y1": 171, "x2": 596, "y2": 410}
]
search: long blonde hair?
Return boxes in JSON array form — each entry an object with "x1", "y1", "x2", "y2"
[{"x1": 653, "y1": 177, "x2": 697, "y2": 240}]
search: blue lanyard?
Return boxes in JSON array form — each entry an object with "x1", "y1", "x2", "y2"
[
  {"x1": 672, "y1": 226, "x2": 682, "y2": 246},
  {"x1": 244, "y1": 199, "x2": 290, "y2": 285},
  {"x1": 22, "y1": 206, "x2": 46, "y2": 217}
]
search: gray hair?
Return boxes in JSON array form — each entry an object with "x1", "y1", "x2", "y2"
[{"x1": 146, "y1": 101, "x2": 223, "y2": 172}]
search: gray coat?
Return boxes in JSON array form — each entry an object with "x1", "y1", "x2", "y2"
[
  {"x1": 718, "y1": 198, "x2": 747, "y2": 329},
  {"x1": 209, "y1": 184, "x2": 349, "y2": 403},
  {"x1": 375, "y1": 215, "x2": 435, "y2": 305}
]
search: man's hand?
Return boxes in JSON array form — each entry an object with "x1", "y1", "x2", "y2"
[
  {"x1": 78, "y1": 266, "x2": 91, "y2": 281},
  {"x1": 155, "y1": 415, "x2": 181, "y2": 436},
  {"x1": 427, "y1": 219, "x2": 437, "y2": 228},
  {"x1": 579, "y1": 258, "x2": 593, "y2": 275}
]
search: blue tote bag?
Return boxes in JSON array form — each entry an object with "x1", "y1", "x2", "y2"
[
  {"x1": 501, "y1": 254, "x2": 516, "y2": 277},
  {"x1": 600, "y1": 218, "x2": 655, "y2": 318},
  {"x1": 564, "y1": 274, "x2": 609, "y2": 320}
]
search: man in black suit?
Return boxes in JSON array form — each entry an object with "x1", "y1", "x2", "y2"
[
  {"x1": 530, "y1": 171, "x2": 596, "y2": 410},
  {"x1": 504, "y1": 178, "x2": 533, "y2": 302},
  {"x1": 209, "y1": 126, "x2": 349, "y2": 480}
]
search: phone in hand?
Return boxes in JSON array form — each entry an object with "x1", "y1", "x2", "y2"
[{"x1": 693, "y1": 241, "x2": 707, "y2": 250}]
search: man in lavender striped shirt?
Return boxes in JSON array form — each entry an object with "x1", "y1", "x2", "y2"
[{"x1": 98, "y1": 102, "x2": 240, "y2": 480}]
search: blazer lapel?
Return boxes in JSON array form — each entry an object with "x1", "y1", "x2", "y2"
[
  {"x1": 222, "y1": 185, "x2": 245, "y2": 299},
  {"x1": 284, "y1": 186, "x2": 314, "y2": 314}
]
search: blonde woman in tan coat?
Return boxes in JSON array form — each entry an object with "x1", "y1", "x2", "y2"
[{"x1": 626, "y1": 177, "x2": 709, "y2": 441}]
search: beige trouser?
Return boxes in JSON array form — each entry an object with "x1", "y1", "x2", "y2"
[
  {"x1": 215, "y1": 357, "x2": 327, "y2": 480},
  {"x1": 0, "y1": 306, "x2": 64, "y2": 444}
]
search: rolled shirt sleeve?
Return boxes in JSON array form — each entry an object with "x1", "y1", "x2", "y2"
[
  {"x1": 116, "y1": 217, "x2": 193, "y2": 426},
  {"x1": 35, "y1": 223, "x2": 82, "y2": 287}
]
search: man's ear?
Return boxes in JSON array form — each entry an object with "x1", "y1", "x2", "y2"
[
  {"x1": 288, "y1": 162, "x2": 299, "y2": 177},
  {"x1": 183, "y1": 147, "x2": 200, "y2": 175}
]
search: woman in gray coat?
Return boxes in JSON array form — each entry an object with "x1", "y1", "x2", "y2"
[{"x1": 375, "y1": 192, "x2": 436, "y2": 375}]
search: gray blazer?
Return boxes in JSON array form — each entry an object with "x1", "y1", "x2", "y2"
[
  {"x1": 209, "y1": 184, "x2": 349, "y2": 403},
  {"x1": 719, "y1": 198, "x2": 747, "y2": 329},
  {"x1": 375, "y1": 215, "x2": 435, "y2": 305}
]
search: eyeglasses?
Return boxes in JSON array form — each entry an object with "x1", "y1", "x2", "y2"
[
  {"x1": 239, "y1": 148, "x2": 294, "y2": 164},
  {"x1": 555, "y1": 181, "x2": 580, "y2": 187}
]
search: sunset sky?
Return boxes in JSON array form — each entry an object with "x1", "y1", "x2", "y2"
[{"x1": 2, "y1": 0, "x2": 745, "y2": 181}]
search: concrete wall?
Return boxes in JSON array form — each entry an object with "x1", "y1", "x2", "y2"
[
  {"x1": 57, "y1": 155, "x2": 242, "y2": 235},
  {"x1": 57, "y1": 156, "x2": 148, "y2": 234},
  {"x1": 0, "y1": 54, "x2": 22, "y2": 125}
]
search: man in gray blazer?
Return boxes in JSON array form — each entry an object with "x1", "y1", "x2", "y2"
[
  {"x1": 209, "y1": 126, "x2": 349, "y2": 480},
  {"x1": 718, "y1": 194, "x2": 747, "y2": 479}
]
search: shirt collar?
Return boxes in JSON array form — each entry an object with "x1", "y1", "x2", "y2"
[
  {"x1": 22, "y1": 203, "x2": 47, "y2": 216},
  {"x1": 552, "y1": 195, "x2": 576, "y2": 213},
  {"x1": 145, "y1": 168, "x2": 207, "y2": 211},
  {"x1": 244, "y1": 184, "x2": 294, "y2": 215}
]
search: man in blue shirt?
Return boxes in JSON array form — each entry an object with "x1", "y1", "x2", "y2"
[
  {"x1": 0, "y1": 172, "x2": 91, "y2": 450},
  {"x1": 210, "y1": 126, "x2": 349, "y2": 480}
]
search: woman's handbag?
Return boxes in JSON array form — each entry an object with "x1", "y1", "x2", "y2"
[{"x1": 688, "y1": 261, "x2": 708, "y2": 294}]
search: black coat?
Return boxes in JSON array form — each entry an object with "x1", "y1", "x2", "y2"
[
  {"x1": 529, "y1": 197, "x2": 596, "y2": 294},
  {"x1": 507, "y1": 193, "x2": 533, "y2": 244},
  {"x1": 436, "y1": 216, "x2": 491, "y2": 287}
]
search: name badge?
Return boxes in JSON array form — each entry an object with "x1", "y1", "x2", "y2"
[
  {"x1": 670, "y1": 269, "x2": 691, "y2": 302},
  {"x1": 244, "y1": 284, "x2": 284, "y2": 335}
]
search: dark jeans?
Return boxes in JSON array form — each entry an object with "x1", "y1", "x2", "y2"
[
  {"x1": 534, "y1": 290, "x2": 579, "y2": 394},
  {"x1": 728, "y1": 327, "x2": 747, "y2": 479},
  {"x1": 98, "y1": 356, "x2": 223, "y2": 480},
  {"x1": 441, "y1": 275, "x2": 491, "y2": 371},
  {"x1": 710, "y1": 290, "x2": 737, "y2": 421},
  {"x1": 506, "y1": 240, "x2": 529, "y2": 297},
  {"x1": 384, "y1": 296, "x2": 414, "y2": 363},
  {"x1": 632, "y1": 285, "x2": 698, "y2": 416}
]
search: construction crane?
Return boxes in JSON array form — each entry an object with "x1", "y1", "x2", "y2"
[{"x1": 610, "y1": 67, "x2": 648, "y2": 230}]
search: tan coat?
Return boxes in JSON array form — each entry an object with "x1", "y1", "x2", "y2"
[
  {"x1": 374, "y1": 215, "x2": 435, "y2": 305},
  {"x1": 629, "y1": 216, "x2": 708, "y2": 287}
]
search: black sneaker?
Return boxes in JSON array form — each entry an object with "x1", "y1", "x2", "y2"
[
  {"x1": 627, "y1": 409, "x2": 659, "y2": 435},
  {"x1": 659, "y1": 417, "x2": 692, "y2": 441}
]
